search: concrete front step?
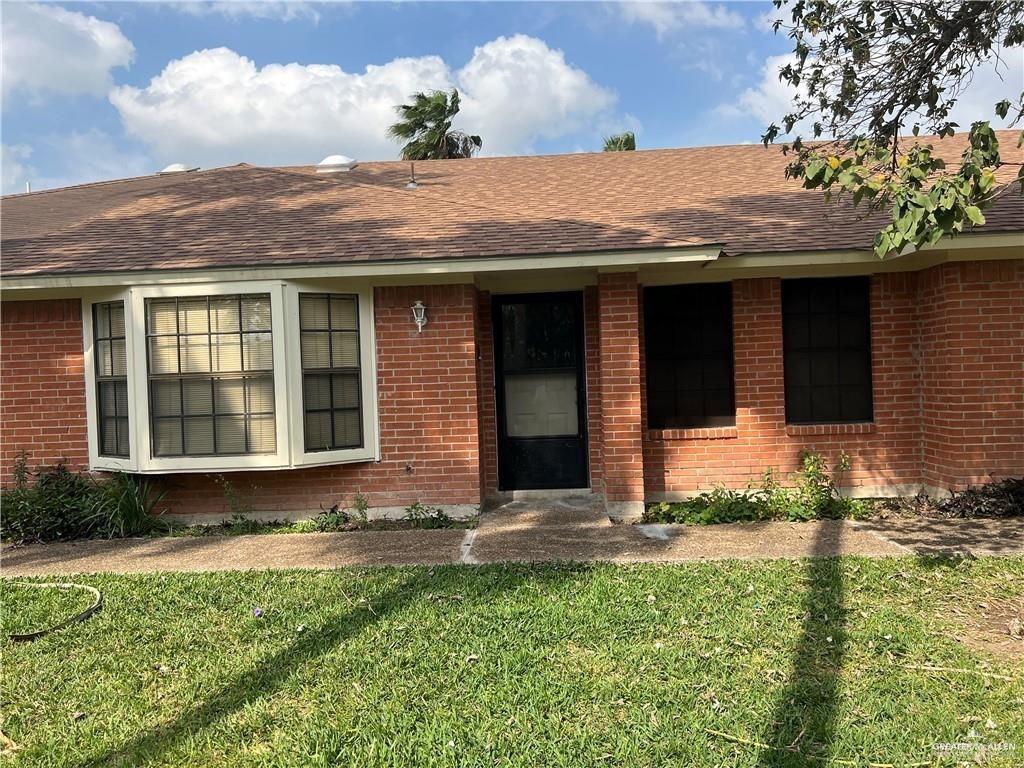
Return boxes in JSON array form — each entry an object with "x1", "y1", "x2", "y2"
[{"x1": 478, "y1": 495, "x2": 612, "y2": 531}]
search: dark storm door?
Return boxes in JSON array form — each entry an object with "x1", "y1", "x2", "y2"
[{"x1": 494, "y1": 292, "x2": 588, "y2": 490}]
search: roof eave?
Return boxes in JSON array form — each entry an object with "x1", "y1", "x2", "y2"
[{"x1": 0, "y1": 244, "x2": 724, "y2": 291}]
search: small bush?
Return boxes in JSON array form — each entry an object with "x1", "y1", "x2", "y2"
[
  {"x1": 402, "y1": 502, "x2": 451, "y2": 529},
  {"x1": 642, "y1": 451, "x2": 869, "y2": 525},
  {"x1": 935, "y1": 478, "x2": 1024, "y2": 518},
  {"x1": 87, "y1": 473, "x2": 168, "y2": 538},
  {"x1": 1, "y1": 457, "x2": 98, "y2": 543},
  {"x1": 2, "y1": 457, "x2": 170, "y2": 543},
  {"x1": 308, "y1": 494, "x2": 370, "y2": 532},
  {"x1": 311, "y1": 504, "x2": 354, "y2": 532}
]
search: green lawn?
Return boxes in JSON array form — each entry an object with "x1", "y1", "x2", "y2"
[{"x1": 3, "y1": 558, "x2": 1022, "y2": 767}]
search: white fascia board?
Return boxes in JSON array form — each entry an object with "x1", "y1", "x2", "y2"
[
  {"x1": 726, "y1": 231, "x2": 1024, "y2": 264},
  {"x1": 0, "y1": 246, "x2": 723, "y2": 291},
  {"x1": 3, "y1": 230, "x2": 1019, "y2": 293}
]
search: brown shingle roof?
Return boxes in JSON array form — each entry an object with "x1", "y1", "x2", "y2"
[{"x1": 2, "y1": 132, "x2": 1022, "y2": 277}]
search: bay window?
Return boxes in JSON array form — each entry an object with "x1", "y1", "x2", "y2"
[
  {"x1": 298, "y1": 294, "x2": 363, "y2": 452},
  {"x1": 146, "y1": 294, "x2": 277, "y2": 457},
  {"x1": 84, "y1": 281, "x2": 378, "y2": 473},
  {"x1": 93, "y1": 301, "x2": 130, "y2": 457}
]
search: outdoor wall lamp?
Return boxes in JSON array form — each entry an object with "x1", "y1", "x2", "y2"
[{"x1": 412, "y1": 300, "x2": 427, "y2": 333}]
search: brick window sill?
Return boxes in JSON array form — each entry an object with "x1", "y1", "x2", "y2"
[
  {"x1": 785, "y1": 422, "x2": 876, "y2": 437},
  {"x1": 647, "y1": 426, "x2": 739, "y2": 441}
]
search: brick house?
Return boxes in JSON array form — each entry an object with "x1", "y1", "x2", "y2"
[{"x1": 2, "y1": 135, "x2": 1022, "y2": 522}]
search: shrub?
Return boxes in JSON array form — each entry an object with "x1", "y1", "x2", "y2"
[
  {"x1": 311, "y1": 504, "x2": 353, "y2": 532},
  {"x1": 309, "y1": 494, "x2": 370, "y2": 532},
  {"x1": 642, "y1": 451, "x2": 869, "y2": 525},
  {"x1": 1, "y1": 457, "x2": 170, "y2": 543},
  {"x1": 1, "y1": 457, "x2": 98, "y2": 543},
  {"x1": 402, "y1": 502, "x2": 451, "y2": 529},
  {"x1": 935, "y1": 478, "x2": 1024, "y2": 518},
  {"x1": 87, "y1": 473, "x2": 168, "y2": 538}
]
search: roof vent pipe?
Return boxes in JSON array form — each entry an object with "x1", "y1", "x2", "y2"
[{"x1": 316, "y1": 154, "x2": 358, "y2": 173}]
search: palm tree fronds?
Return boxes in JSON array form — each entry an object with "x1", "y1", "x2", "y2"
[
  {"x1": 388, "y1": 88, "x2": 482, "y2": 160},
  {"x1": 603, "y1": 132, "x2": 636, "y2": 152}
]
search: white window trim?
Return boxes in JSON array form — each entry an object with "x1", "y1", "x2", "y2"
[
  {"x1": 82, "y1": 279, "x2": 380, "y2": 474},
  {"x1": 284, "y1": 281, "x2": 380, "y2": 467},
  {"x1": 83, "y1": 289, "x2": 139, "y2": 473}
]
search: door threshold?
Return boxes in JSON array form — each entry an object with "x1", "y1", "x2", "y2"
[{"x1": 503, "y1": 488, "x2": 594, "y2": 501}]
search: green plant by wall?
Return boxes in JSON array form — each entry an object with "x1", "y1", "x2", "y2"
[
  {"x1": 402, "y1": 502, "x2": 451, "y2": 529},
  {"x1": 213, "y1": 474, "x2": 258, "y2": 518},
  {"x1": 643, "y1": 451, "x2": 869, "y2": 526},
  {"x1": 1, "y1": 458, "x2": 94, "y2": 542},
  {"x1": 87, "y1": 473, "x2": 169, "y2": 538},
  {"x1": 1, "y1": 458, "x2": 168, "y2": 542},
  {"x1": 350, "y1": 493, "x2": 370, "y2": 524}
]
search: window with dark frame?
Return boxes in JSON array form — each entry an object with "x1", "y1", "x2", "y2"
[
  {"x1": 782, "y1": 276, "x2": 873, "y2": 424},
  {"x1": 298, "y1": 294, "x2": 362, "y2": 452},
  {"x1": 93, "y1": 302, "x2": 130, "y2": 457},
  {"x1": 643, "y1": 283, "x2": 736, "y2": 429},
  {"x1": 145, "y1": 294, "x2": 276, "y2": 457}
]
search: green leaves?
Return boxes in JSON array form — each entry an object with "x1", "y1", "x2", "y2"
[
  {"x1": 964, "y1": 205, "x2": 986, "y2": 225},
  {"x1": 764, "y1": 1, "x2": 1024, "y2": 257},
  {"x1": 387, "y1": 88, "x2": 482, "y2": 160},
  {"x1": 602, "y1": 131, "x2": 636, "y2": 151},
  {"x1": 786, "y1": 121, "x2": 1017, "y2": 259}
]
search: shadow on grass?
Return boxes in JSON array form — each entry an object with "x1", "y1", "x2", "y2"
[
  {"x1": 74, "y1": 563, "x2": 590, "y2": 767},
  {"x1": 757, "y1": 526, "x2": 847, "y2": 767}
]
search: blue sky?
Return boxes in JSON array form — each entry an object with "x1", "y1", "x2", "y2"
[{"x1": 2, "y1": 1, "x2": 1018, "y2": 193}]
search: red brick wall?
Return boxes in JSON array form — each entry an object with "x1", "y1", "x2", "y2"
[
  {"x1": 0, "y1": 287, "x2": 482, "y2": 513},
  {"x1": 161, "y1": 284, "x2": 482, "y2": 514},
  {"x1": 644, "y1": 273, "x2": 926, "y2": 496},
  {"x1": 919, "y1": 260, "x2": 1024, "y2": 489},
  {"x1": 1, "y1": 299, "x2": 89, "y2": 482},
  {"x1": 598, "y1": 273, "x2": 645, "y2": 504},
  {"x1": 2, "y1": 262, "x2": 1019, "y2": 509}
]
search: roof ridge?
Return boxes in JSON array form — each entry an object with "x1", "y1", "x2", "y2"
[{"x1": 273, "y1": 128, "x2": 1023, "y2": 170}]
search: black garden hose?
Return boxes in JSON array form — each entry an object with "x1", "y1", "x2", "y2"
[{"x1": 7, "y1": 582, "x2": 103, "y2": 642}]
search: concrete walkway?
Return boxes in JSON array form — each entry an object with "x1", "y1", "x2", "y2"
[{"x1": 3, "y1": 496, "x2": 1022, "y2": 576}]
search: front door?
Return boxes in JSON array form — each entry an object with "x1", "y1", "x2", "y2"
[{"x1": 494, "y1": 292, "x2": 588, "y2": 490}]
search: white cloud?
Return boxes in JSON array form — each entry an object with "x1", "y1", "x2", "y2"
[
  {"x1": 715, "y1": 49, "x2": 1024, "y2": 139},
  {"x1": 2, "y1": 144, "x2": 34, "y2": 194},
  {"x1": 1, "y1": 3, "x2": 134, "y2": 98},
  {"x1": 715, "y1": 53, "x2": 799, "y2": 129},
  {"x1": 172, "y1": 2, "x2": 323, "y2": 23},
  {"x1": 943, "y1": 52, "x2": 1024, "y2": 130},
  {"x1": 109, "y1": 35, "x2": 618, "y2": 166},
  {"x1": 618, "y1": 2, "x2": 745, "y2": 39},
  {"x1": 2, "y1": 132, "x2": 153, "y2": 194},
  {"x1": 456, "y1": 36, "x2": 616, "y2": 155}
]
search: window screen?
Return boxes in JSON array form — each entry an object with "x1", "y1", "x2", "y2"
[
  {"x1": 299, "y1": 294, "x2": 362, "y2": 452},
  {"x1": 782, "y1": 277, "x2": 873, "y2": 424},
  {"x1": 94, "y1": 302, "x2": 130, "y2": 457},
  {"x1": 145, "y1": 294, "x2": 276, "y2": 456},
  {"x1": 643, "y1": 283, "x2": 735, "y2": 429}
]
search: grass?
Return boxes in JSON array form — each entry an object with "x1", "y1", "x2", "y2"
[{"x1": 3, "y1": 557, "x2": 1023, "y2": 767}]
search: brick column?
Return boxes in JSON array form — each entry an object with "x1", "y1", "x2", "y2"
[
  {"x1": 597, "y1": 271, "x2": 645, "y2": 520},
  {"x1": 919, "y1": 260, "x2": 1024, "y2": 489}
]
